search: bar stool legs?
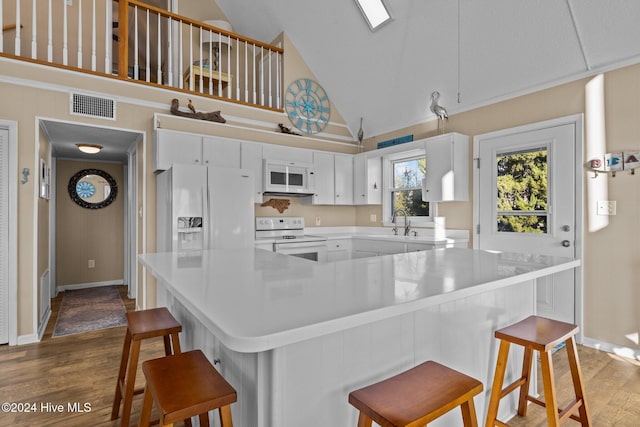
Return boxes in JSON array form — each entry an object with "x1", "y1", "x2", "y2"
[
  {"x1": 111, "y1": 307, "x2": 182, "y2": 427},
  {"x1": 485, "y1": 315, "x2": 591, "y2": 427}
]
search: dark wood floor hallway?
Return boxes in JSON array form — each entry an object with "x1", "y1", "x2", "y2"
[{"x1": 0, "y1": 286, "x2": 638, "y2": 426}]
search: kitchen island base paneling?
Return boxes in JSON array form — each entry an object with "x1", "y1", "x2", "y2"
[{"x1": 157, "y1": 278, "x2": 533, "y2": 426}]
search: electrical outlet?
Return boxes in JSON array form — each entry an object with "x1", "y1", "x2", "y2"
[
  {"x1": 370, "y1": 214, "x2": 377, "y2": 222},
  {"x1": 597, "y1": 200, "x2": 616, "y2": 216},
  {"x1": 88, "y1": 259, "x2": 95, "y2": 268},
  {"x1": 315, "y1": 216, "x2": 321, "y2": 226}
]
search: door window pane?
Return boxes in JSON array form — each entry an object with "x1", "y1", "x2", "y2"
[{"x1": 496, "y1": 148, "x2": 548, "y2": 233}]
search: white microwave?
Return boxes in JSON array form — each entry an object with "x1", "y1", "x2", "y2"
[{"x1": 263, "y1": 159, "x2": 316, "y2": 195}]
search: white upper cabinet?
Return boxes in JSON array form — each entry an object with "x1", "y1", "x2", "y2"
[
  {"x1": 422, "y1": 133, "x2": 469, "y2": 202},
  {"x1": 153, "y1": 129, "x2": 203, "y2": 171},
  {"x1": 262, "y1": 144, "x2": 313, "y2": 164},
  {"x1": 202, "y1": 136, "x2": 241, "y2": 168},
  {"x1": 334, "y1": 154, "x2": 354, "y2": 205},
  {"x1": 353, "y1": 153, "x2": 382, "y2": 205},
  {"x1": 241, "y1": 142, "x2": 264, "y2": 203},
  {"x1": 309, "y1": 151, "x2": 335, "y2": 205}
]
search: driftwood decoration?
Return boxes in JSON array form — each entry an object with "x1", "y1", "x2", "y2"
[
  {"x1": 260, "y1": 198, "x2": 290, "y2": 213},
  {"x1": 170, "y1": 99, "x2": 226, "y2": 123},
  {"x1": 278, "y1": 123, "x2": 300, "y2": 135}
]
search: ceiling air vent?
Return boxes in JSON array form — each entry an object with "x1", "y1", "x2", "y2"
[{"x1": 70, "y1": 93, "x2": 116, "y2": 120}]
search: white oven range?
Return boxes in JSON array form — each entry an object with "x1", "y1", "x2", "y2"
[{"x1": 255, "y1": 217, "x2": 328, "y2": 262}]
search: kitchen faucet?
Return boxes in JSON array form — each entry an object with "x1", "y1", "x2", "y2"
[{"x1": 392, "y1": 209, "x2": 411, "y2": 236}]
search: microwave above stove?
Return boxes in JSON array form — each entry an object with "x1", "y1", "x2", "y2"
[{"x1": 263, "y1": 159, "x2": 315, "y2": 195}]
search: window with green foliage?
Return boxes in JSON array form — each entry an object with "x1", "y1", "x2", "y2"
[
  {"x1": 391, "y1": 156, "x2": 430, "y2": 217},
  {"x1": 496, "y1": 148, "x2": 548, "y2": 233}
]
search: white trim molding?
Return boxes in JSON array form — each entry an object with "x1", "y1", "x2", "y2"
[
  {"x1": 56, "y1": 280, "x2": 125, "y2": 293},
  {"x1": 583, "y1": 337, "x2": 640, "y2": 361}
]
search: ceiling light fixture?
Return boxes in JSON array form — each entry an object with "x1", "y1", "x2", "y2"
[
  {"x1": 76, "y1": 143, "x2": 103, "y2": 154},
  {"x1": 354, "y1": 0, "x2": 392, "y2": 31}
]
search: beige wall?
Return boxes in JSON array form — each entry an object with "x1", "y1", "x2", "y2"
[
  {"x1": 365, "y1": 65, "x2": 640, "y2": 351},
  {"x1": 55, "y1": 160, "x2": 124, "y2": 287}
]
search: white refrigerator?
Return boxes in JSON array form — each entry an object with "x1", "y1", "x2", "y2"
[{"x1": 156, "y1": 164, "x2": 255, "y2": 252}]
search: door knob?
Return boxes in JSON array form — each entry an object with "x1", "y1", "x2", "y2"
[
  {"x1": 561, "y1": 225, "x2": 570, "y2": 232},
  {"x1": 561, "y1": 240, "x2": 571, "y2": 247}
]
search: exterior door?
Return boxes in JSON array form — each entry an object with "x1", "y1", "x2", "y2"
[
  {"x1": 475, "y1": 118, "x2": 581, "y2": 324},
  {"x1": 0, "y1": 128, "x2": 9, "y2": 344}
]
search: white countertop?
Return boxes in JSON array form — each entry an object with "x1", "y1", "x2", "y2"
[{"x1": 138, "y1": 248, "x2": 579, "y2": 353}]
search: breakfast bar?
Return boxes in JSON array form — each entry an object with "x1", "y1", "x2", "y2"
[{"x1": 138, "y1": 247, "x2": 580, "y2": 426}]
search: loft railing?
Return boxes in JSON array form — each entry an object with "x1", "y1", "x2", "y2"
[{"x1": 0, "y1": 0, "x2": 283, "y2": 110}]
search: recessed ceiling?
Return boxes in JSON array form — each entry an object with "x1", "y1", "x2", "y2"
[
  {"x1": 41, "y1": 120, "x2": 141, "y2": 163},
  {"x1": 213, "y1": 0, "x2": 640, "y2": 139}
]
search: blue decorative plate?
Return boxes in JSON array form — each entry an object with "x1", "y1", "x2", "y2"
[{"x1": 76, "y1": 181, "x2": 95, "y2": 198}]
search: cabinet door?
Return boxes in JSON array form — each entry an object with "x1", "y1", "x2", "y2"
[
  {"x1": 353, "y1": 154, "x2": 367, "y2": 204},
  {"x1": 202, "y1": 136, "x2": 241, "y2": 168},
  {"x1": 367, "y1": 156, "x2": 382, "y2": 204},
  {"x1": 310, "y1": 151, "x2": 335, "y2": 205},
  {"x1": 154, "y1": 130, "x2": 202, "y2": 171},
  {"x1": 262, "y1": 144, "x2": 313, "y2": 163},
  {"x1": 353, "y1": 154, "x2": 382, "y2": 205},
  {"x1": 334, "y1": 154, "x2": 353, "y2": 205},
  {"x1": 423, "y1": 134, "x2": 468, "y2": 201},
  {"x1": 241, "y1": 142, "x2": 264, "y2": 203}
]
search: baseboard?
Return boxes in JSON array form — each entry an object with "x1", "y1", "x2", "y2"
[
  {"x1": 37, "y1": 309, "x2": 51, "y2": 341},
  {"x1": 57, "y1": 279, "x2": 124, "y2": 292},
  {"x1": 17, "y1": 333, "x2": 39, "y2": 345},
  {"x1": 582, "y1": 337, "x2": 640, "y2": 360}
]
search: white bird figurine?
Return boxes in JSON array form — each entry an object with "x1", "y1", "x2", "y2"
[{"x1": 429, "y1": 91, "x2": 448, "y2": 134}]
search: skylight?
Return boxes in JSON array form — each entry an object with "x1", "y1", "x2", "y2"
[{"x1": 355, "y1": 0, "x2": 392, "y2": 31}]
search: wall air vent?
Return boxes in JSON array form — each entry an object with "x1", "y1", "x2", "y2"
[{"x1": 70, "y1": 93, "x2": 116, "y2": 120}]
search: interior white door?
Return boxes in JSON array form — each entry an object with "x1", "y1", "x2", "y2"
[
  {"x1": 0, "y1": 128, "x2": 9, "y2": 344},
  {"x1": 476, "y1": 122, "x2": 579, "y2": 324}
]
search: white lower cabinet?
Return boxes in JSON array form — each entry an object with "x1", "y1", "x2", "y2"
[
  {"x1": 326, "y1": 239, "x2": 351, "y2": 262},
  {"x1": 406, "y1": 242, "x2": 436, "y2": 252}
]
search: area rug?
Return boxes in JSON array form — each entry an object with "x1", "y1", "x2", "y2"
[{"x1": 53, "y1": 286, "x2": 127, "y2": 337}]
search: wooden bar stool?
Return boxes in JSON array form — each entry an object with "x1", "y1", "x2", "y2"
[
  {"x1": 111, "y1": 307, "x2": 182, "y2": 427},
  {"x1": 485, "y1": 315, "x2": 591, "y2": 427},
  {"x1": 348, "y1": 360, "x2": 483, "y2": 426},
  {"x1": 138, "y1": 349, "x2": 237, "y2": 427}
]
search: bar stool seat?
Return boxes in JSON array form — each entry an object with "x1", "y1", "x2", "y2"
[
  {"x1": 111, "y1": 307, "x2": 182, "y2": 427},
  {"x1": 138, "y1": 349, "x2": 237, "y2": 427},
  {"x1": 485, "y1": 315, "x2": 591, "y2": 427},
  {"x1": 349, "y1": 360, "x2": 483, "y2": 426}
]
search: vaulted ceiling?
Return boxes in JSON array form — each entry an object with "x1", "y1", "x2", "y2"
[{"x1": 215, "y1": 0, "x2": 640, "y2": 139}]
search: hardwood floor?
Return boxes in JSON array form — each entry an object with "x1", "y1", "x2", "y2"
[{"x1": 1, "y1": 286, "x2": 639, "y2": 426}]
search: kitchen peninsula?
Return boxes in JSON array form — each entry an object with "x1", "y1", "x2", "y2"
[{"x1": 138, "y1": 248, "x2": 580, "y2": 426}]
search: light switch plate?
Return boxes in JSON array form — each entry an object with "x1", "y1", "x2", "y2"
[
  {"x1": 370, "y1": 214, "x2": 377, "y2": 222},
  {"x1": 597, "y1": 200, "x2": 616, "y2": 216}
]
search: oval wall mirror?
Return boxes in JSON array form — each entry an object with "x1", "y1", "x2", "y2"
[{"x1": 68, "y1": 168, "x2": 118, "y2": 209}]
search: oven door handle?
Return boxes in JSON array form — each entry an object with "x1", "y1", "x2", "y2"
[{"x1": 274, "y1": 241, "x2": 327, "y2": 250}]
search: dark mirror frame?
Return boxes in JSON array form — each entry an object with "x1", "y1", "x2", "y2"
[{"x1": 68, "y1": 168, "x2": 118, "y2": 209}]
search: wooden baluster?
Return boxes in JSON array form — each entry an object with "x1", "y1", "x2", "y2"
[
  {"x1": 145, "y1": 9, "x2": 150, "y2": 82},
  {"x1": 104, "y1": 0, "x2": 110, "y2": 73},
  {"x1": 188, "y1": 23, "x2": 193, "y2": 91},
  {"x1": 77, "y1": 0, "x2": 82, "y2": 67},
  {"x1": 244, "y1": 41, "x2": 248, "y2": 103},
  {"x1": 217, "y1": 34, "x2": 222, "y2": 97},
  {"x1": 227, "y1": 35, "x2": 231, "y2": 98},
  {"x1": 167, "y1": 17, "x2": 173, "y2": 86},
  {"x1": 118, "y1": 0, "x2": 129, "y2": 78},
  {"x1": 252, "y1": 44, "x2": 256, "y2": 104},
  {"x1": 31, "y1": 0, "x2": 37, "y2": 59},
  {"x1": 156, "y1": 13, "x2": 161, "y2": 84},
  {"x1": 178, "y1": 20, "x2": 183, "y2": 89},
  {"x1": 260, "y1": 46, "x2": 264, "y2": 106},
  {"x1": 208, "y1": 29, "x2": 212, "y2": 95},
  {"x1": 14, "y1": 0, "x2": 20, "y2": 55},
  {"x1": 133, "y1": 5, "x2": 139, "y2": 79},
  {"x1": 268, "y1": 48, "x2": 272, "y2": 107},
  {"x1": 91, "y1": 0, "x2": 97, "y2": 71},
  {"x1": 198, "y1": 25, "x2": 203, "y2": 92},
  {"x1": 235, "y1": 36, "x2": 239, "y2": 100},
  {"x1": 47, "y1": 0, "x2": 52, "y2": 61},
  {"x1": 62, "y1": 0, "x2": 68, "y2": 65},
  {"x1": 276, "y1": 50, "x2": 281, "y2": 109}
]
